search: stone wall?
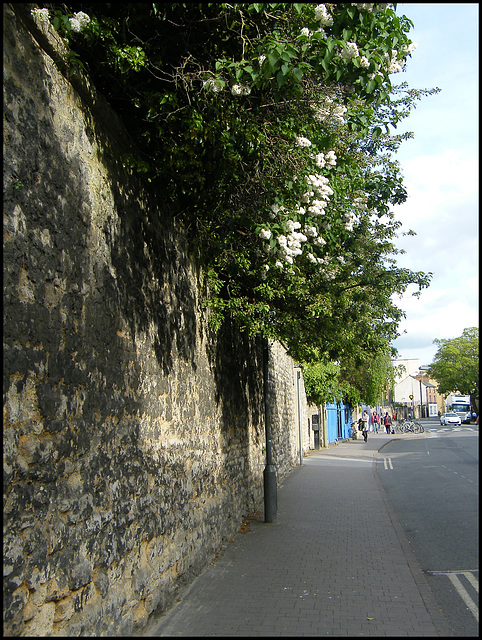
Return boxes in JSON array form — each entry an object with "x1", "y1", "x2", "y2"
[
  {"x1": 268, "y1": 342, "x2": 313, "y2": 472},
  {"x1": 3, "y1": 5, "x2": 311, "y2": 636}
]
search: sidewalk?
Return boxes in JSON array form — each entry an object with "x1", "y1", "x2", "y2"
[{"x1": 143, "y1": 432, "x2": 453, "y2": 637}]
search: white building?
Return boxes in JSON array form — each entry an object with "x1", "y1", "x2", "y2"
[
  {"x1": 392, "y1": 374, "x2": 436, "y2": 418},
  {"x1": 391, "y1": 358, "x2": 421, "y2": 385}
]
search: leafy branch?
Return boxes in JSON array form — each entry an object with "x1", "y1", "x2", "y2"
[{"x1": 33, "y1": 3, "x2": 438, "y2": 385}]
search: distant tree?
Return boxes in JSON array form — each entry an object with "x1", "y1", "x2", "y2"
[
  {"x1": 303, "y1": 359, "x2": 360, "y2": 407},
  {"x1": 304, "y1": 360, "x2": 336, "y2": 406},
  {"x1": 428, "y1": 327, "x2": 479, "y2": 401},
  {"x1": 303, "y1": 347, "x2": 394, "y2": 408},
  {"x1": 339, "y1": 349, "x2": 395, "y2": 407}
]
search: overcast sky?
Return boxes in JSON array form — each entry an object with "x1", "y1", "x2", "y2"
[{"x1": 388, "y1": 3, "x2": 478, "y2": 366}]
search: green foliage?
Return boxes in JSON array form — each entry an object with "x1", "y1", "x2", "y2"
[
  {"x1": 339, "y1": 349, "x2": 394, "y2": 406},
  {"x1": 57, "y1": 48, "x2": 86, "y2": 77},
  {"x1": 303, "y1": 360, "x2": 342, "y2": 405},
  {"x1": 304, "y1": 347, "x2": 394, "y2": 408},
  {"x1": 10, "y1": 176, "x2": 24, "y2": 191},
  {"x1": 428, "y1": 328, "x2": 479, "y2": 399},
  {"x1": 38, "y1": 2, "x2": 437, "y2": 366}
]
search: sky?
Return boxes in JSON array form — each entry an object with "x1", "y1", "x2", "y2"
[{"x1": 387, "y1": 3, "x2": 478, "y2": 366}]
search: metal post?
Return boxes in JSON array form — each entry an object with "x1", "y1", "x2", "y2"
[
  {"x1": 321, "y1": 404, "x2": 327, "y2": 449},
  {"x1": 263, "y1": 340, "x2": 277, "y2": 523},
  {"x1": 419, "y1": 377, "x2": 423, "y2": 418},
  {"x1": 297, "y1": 370, "x2": 303, "y2": 466}
]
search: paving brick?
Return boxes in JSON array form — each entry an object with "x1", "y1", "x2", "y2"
[{"x1": 144, "y1": 436, "x2": 453, "y2": 637}]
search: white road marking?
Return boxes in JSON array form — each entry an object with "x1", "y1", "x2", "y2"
[
  {"x1": 428, "y1": 571, "x2": 479, "y2": 622},
  {"x1": 318, "y1": 456, "x2": 372, "y2": 463},
  {"x1": 383, "y1": 457, "x2": 393, "y2": 470},
  {"x1": 447, "y1": 573, "x2": 479, "y2": 622},
  {"x1": 463, "y1": 571, "x2": 479, "y2": 593},
  {"x1": 427, "y1": 427, "x2": 475, "y2": 433}
]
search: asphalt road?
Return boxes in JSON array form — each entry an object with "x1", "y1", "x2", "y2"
[{"x1": 376, "y1": 419, "x2": 479, "y2": 637}]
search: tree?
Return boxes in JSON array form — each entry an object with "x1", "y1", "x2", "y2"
[
  {"x1": 303, "y1": 359, "x2": 363, "y2": 408},
  {"x1": 428, "y1": 328, "x2": 479, "y2": 400},
  {"x1": 339, "y1": 349, "x2": 395, "y2": 407},
  {"x1": 31, "y1": 3, "x2": 436, "y2": 364},
  {"x1": 303, "y1": 360, "x2": 345, "y2": 406},
  {"x1": 303, "y1": 346, "x2": 394, "y2": 408}
]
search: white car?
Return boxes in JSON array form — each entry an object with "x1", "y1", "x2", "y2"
[{"x1": 440, "y1": 412, "x2": 461, "y2": 426}]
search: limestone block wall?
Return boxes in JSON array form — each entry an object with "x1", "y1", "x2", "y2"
[
  {"x1": 3, "y1": 5, "x2": 309, "y2": 636},
  {"x1": 296, "y1": 363, "x2": 313, "y2": 455},
  {"x1": 267, "y1": 342, "x2": 313, "y2": 478}
]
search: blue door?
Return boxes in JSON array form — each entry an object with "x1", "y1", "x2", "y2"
[
  {"x1": 326, "y1": 400, "x2": 353, "y2": 442},
  {"x1": 326, "y1": 402, "x2": 339, "y2": 443},
  {"x1": 342, "y1": 404, "x2": 353, "y2": 438}
]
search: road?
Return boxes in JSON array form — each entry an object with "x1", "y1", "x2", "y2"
[{"x1": 376, "y1": 419, "x2": 478, "y2": 636}]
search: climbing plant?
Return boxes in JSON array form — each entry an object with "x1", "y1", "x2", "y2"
[{"x1": 30, "y1": 3, "x2": 437, "y2": 368}]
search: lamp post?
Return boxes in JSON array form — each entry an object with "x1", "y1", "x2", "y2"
[
  {"x1": 263, "y1": 340, "x2": 277, "y2": 523},
  {"x1": 296, "y1": 369, "x2": 303, "y2": 466},
  {"x1": 419, "y1": 377, "x2": 423, "y2": 418}
]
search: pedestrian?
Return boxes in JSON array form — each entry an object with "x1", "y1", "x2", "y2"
[
  {"x1": 362, "y1": 410, "x2": 369, "y2": 442},
  {"x1": 383, "y1": 412, "x2": 391, "y2": 434},
  {"x1": 374, "y1": 411, "x2": 380, "y2": 433}
]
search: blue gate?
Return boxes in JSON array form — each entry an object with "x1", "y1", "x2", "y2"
[{"x1": 326, "y1": 399, "x2": 352, "y2": 444}]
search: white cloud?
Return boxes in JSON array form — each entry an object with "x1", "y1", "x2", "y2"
[
  {"x1": 391, "y1": 146, "x2": 478, "y2": 345},
  {"x1": 398, "y1": 149, "x2": 478, "y2": 224},
  {"x1": 392, "y1": 286, "x2": 479, "y2": 364},
  {"x1": 389, "y1": 4, "x2": 479, "y2": 364}
]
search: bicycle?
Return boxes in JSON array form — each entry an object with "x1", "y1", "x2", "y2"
[{"x1": 396, "y1": 420, "x2": 424, "y2": 434}]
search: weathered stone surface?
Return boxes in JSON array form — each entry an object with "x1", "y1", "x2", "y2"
[
  {"x1": 93, "y1": 569, "x2": 109, "y2": 599},
  {"x1": 69, "y1": 561, "x2": 94, "y2": 591},
  {"x1": 53, "y1": 597, "x2": 74, "y2": 623},
  {"x1": 24, "y1": 602, "x2": 55, "y2": 637},
  {"x1": 22, "y1": 603, "x2": 37, "y2": 623},
  {"x1": 3, "y1": 4, "x2": 313, "y2": 637}
]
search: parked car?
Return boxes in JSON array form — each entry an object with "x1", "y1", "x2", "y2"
[{"x1": 440, "y1": 412, "x2": 461, "y2": 425}]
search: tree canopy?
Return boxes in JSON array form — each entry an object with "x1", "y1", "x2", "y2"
[
  {"x1": 303, "y1": 348, "x2": 394, "y2": 407},
  {"x1": 30, "y1": 3, "x2": 436, "y2": 368},
  {"x1": 428, "y1": 327, "x2": 479, "y2": 401}
]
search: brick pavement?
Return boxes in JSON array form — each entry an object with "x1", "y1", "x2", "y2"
[{"x1": 143, "y1": 432, "x2": 454, "y2": 637}]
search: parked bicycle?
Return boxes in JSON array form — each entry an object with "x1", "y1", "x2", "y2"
[
  {"x1": 395, "y1": 420, "x2": 424, "y2": 434},
  {"x1": 350, "y1": 422, "x2": 358, "y2": 440}
]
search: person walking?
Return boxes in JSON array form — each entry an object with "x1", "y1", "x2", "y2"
[
  {"x1": 362, "y1": 410, "x2": 369, "y2": 442},
  {"x1": 373, "y1": 411, "x2": 380, "y2": 433},
  {"x1": 383, "y1": 412, "x2": 391, "y2": 434}
]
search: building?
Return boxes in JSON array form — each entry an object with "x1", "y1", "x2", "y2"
[
  {"x1": 415, "y1": 369, "x2": 446, "y2": 416},
  {"x1": 392, "y1": 373, "x2": 447, "y2": 418},
  {"x1": 391, "y1": 358, "x2": 421, "y2": 384},
  {"x1": 392, "y1": 374, "x2": 424, "y2": 418}
]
